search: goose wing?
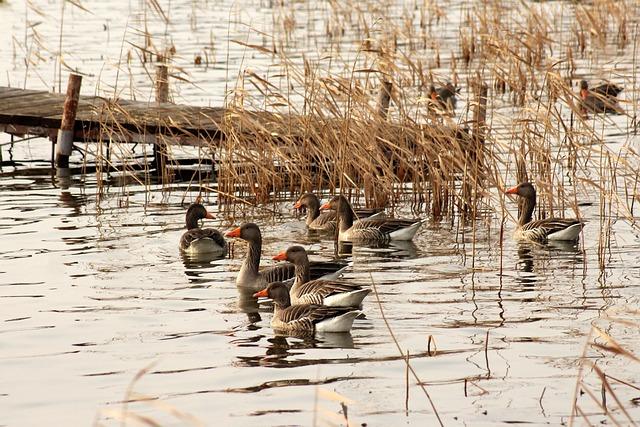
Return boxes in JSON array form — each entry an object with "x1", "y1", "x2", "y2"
[
  {"x1": 308, "y1": 260, "x2": 349, "y2": 280},
  {"x1": 309, "y1": 211, "x2": 337, "y2": 231},
  {"x1": 521, "y1": 218, "x2": 583, "y2": 241},
  {"x1": 180, "y1": 228, "x2": 226, "y2": 250},
  {"x1": 592, "y1": 83, "x2": 623, "y2": 98},
  {"x1": 261, "y1": 263, "x2": 296, "y2": 284},
  {"x1": 353, "y1": 218, "x2": 420, "y2": 234},
  {"x1": 276, "y1": 304, "x2": 353, "y2": 329},
  {"x1": 292, "y1": 279, "x2": 363, "y2": 305}
]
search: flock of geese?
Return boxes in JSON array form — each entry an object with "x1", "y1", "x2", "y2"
[
  {"x1": 426, "y1": 79, "x2": 624, "y2": 116},
  {"x1": 179, "y1": 183, "x2": 585, "y2": 336},
  {"x1": 176, "y1": 77, "x2": 617, "y2": 334}
]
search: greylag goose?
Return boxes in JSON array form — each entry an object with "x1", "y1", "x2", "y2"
[
  {"x1": 294, "y1": 192, "x2": 384, "y2": 233},
  {"x1": 505, "y1": 182, "x2": 585, "y2": 242},
  {"x1": 321, "y1": 195, "x2": 425, "y2": 242},
  {"x1": 429, "y1": 82, "x2": 459, "y2": 111},
  {"x1": 273, "y1": 246, "x2": 370, "y2": 307},
  {"x1": 579, "y1": 80, "x2": 623, "y2": 115},
  {"x1": 179, "y1": 203, "x2": 227, "y2": 255},
  {"x1": 253, "y1": 282, "x2": 361, "y2": 333},
  {"x1": 225, "y1": 222, "x2": 347, "y2": 291}
]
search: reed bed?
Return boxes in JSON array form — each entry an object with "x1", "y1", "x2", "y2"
[{"x1": 62, "y1": 0, "x2": 637, "y2": 230}]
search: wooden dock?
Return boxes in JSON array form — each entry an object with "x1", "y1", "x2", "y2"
[{"x1": 0, "y1": 85, "x2": 230, "y2": 146}]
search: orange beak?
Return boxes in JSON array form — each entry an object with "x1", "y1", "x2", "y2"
[
  {"x1": 580, "y1": 88, "x2": 588, "y2": 100},
  {"x1": 505, "y1": 185, "x2": 519, "y2": 195},
  {"x1": 320, "y1": 202, "x2": 330, "y2": 211},
  {"x1": 205, "y1": 210, "x2": 215, "y2": 219},
  {"x1": 225, "y1": 227, "x2": 241, "y2": 238},
  {"x1": 272, "y1": 250, "x2": 287, "y2": 261},
  {"x1": 293, "y1": 200, "x2": 302, "y2": 209},
  {"x1": 253, "y1": 289, "x2": 268, "y2": 298}
]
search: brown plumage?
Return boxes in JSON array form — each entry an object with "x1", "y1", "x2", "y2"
[
  {"x1": 253, "y1": 282, "x2": 361, "y2": 333},
  {"x1": 505, "y1": 182, "x2": 585, "y2": 242},
  {"x1": 179, "y1": 203, "x2": 227, "y2": 255},
  {"x1": 273, "y1": 246, "x2": 369, "y2": 307},
  {"x1": 429, "y1": 82, "x2": 459, "y2": 111},
  {"x1": 225, "y1": 223, "x2": 347, "y2": 291},
  {"x1": 579, "y1": 80, "x2": 623, "y2": 115},
  {"x1": 294, "y1": 192, "x2": 384, "y2": 233},
  {"x1": 321, "y1": 195, "x2": 424, "y2": 243}
]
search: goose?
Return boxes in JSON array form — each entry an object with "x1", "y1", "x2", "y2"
[
  {"x1": 273, "y1": 246, "x2": 370, "y2": 307},
  {"x1": 253, "y1": 282, "x2": 361, "y2": 333},
  {"x1": 294, "y1": 192, "x2": 384, "y2": 233},
  {"x1": 579, "y1": 80, "x2": 623, "y2": 115},
  {"x1": 225, "y1": 222, "x2": 347, "y2": 291},
  {"x1": 179, "y1": 203, "x2": 227, "y2": 255},
  {"x1": 429, "y1": 82, "x2": 459, "y2": 111},
  {"x1": 505, "y1": 182, "x2": 585, "y2": 242},
  {"x1": 321, "y1": 195, "x2": 425, "y2": 243}
]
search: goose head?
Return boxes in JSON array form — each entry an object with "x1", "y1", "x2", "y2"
[
  {"x1": 272, "y1": 245, "x2": 308, "y2": 265},
  {"x1": 225, "y1": 222, "x2": 262, "y2": 243},
  {"x1": 185, "y1": 203, "x2": 214, "y2": 229},
  {"x1": 253, "y1": 281, "x2": 291, "y2": 308}
]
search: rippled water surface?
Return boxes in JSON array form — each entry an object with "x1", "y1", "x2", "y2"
[{"x1": 1, "y1": 0, "x2": 640, "y2": 426}]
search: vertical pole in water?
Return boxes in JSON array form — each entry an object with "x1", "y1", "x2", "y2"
[
  {"x1": 377, "y1": 79, "x2": 393, "y2": 119},
  {"x1": 365, "y1": 79, "x2": 393, "y2": 208},
  {"x1": 55, "y1": 73, "x2": 82, "y2": 170},
  {"x1": 154, "y1": 65, "x2": 169, "y2": 180},
  {"x1": 464, "y1": 79, "x2": 488, "y2": 215}
]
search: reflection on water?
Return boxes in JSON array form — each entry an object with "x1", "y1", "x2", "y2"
[
  {"x1": 2, "y1": 170, "x2": 639, "y2": 426},
  {"x1": 335, "y1": 239, "x2": 420, "y2": 259}
]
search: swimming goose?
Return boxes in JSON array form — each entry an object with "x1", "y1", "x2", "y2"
[
  {"x1": 294, "y1": 192, "x2": 384, "y2": 233},
  {"x1": 579, "y1": 80, "x2": 623, "y2": 115},
  {"x1": 253, "y1": 282, "x2": 361, "y2": 333},
  {"x1": 225, "y1": 222, "x2": 347, "y2": 291},
  {"x1": 321, "y1": 195, "x2": 425, "y2": 242},
  {"x1": 505, "y1": 182, "x2": 585, "y2": 242},
  {"x1": 273, "y1": 246, "x2": 370, "y2": 307},
  {"x1": 179, "y1": 203, "x2": 227, "y2": 255},
  {"x1": 429, "y1": 82, "x2": 459, "y2": 111}
]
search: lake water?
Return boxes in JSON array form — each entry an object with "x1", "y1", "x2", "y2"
[{"x1": 1, "y1": 0, "x2": 640, "y2": 426}]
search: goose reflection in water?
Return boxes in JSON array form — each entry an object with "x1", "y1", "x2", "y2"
[
  {"x1": 335, "y1": 239, "x2": 419, "y2": 259},
  {"x1": 515, "y1": 240, "x2": 584, "y2": 289},
  {"x1": 234, "y1": 332, "x2": 356, "y2": 368}
]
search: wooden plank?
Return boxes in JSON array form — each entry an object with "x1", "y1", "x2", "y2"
[
  {"x1": 0, "y1": 88, "x2": 51, "y2": 101},
  {"x1": 5, "y1": 98, "x2": 68, "y2": 116}
]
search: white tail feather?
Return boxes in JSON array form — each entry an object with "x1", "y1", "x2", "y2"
[
  {"x1": 323, "y1": 289, "x2": 371, "y2": 307},
  {"x1": 315, "y1": 310, "x2": 361, "y2": 332}
]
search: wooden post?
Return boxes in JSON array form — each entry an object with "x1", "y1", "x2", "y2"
[
  {"x1": 365, "y1": 79, "x2": 393, "y2": 208},
  {"x1": 473, "y1": 80, "x2": 488, "y2": 143},
  {"x1": 377, "y1": 79, "x2": 393, "y2": 119},
  {"x1": 154, "y1": 65, "x2": 169, "y2": 179},
  {"x1": 55, "y1": 74, "x2": 82, "y2": 169},
  {"x1": 156, "y1": 65, "x2": 169, "y2": 103}
]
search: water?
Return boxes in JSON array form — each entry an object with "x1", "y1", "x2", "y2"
[{"x1": 2, "y1": 0, "x2": 640, "y2": 426}]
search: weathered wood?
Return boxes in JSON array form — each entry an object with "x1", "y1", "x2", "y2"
[
  {"x1": 55, "y1": 74, "x2": 82, "y2": 168},
  {"x1": 155, "y1": 65, "x2": 169, "y2": 103},
  {"x1": 377, "y1": 80, "x2": 393, "y2": 119},
  {"x1": 0, "y1": 86, "x2": 226, "y2": 144}
]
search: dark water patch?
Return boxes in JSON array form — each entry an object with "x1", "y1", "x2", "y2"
[
  {"x1": 82, "y1": 371, "x2": 126, "y2": 377},
  {"x1": 0, "y1": 281, "x2": 44, "y2": 287},
  {"x1": 0, "y1": 294, "x2": 44, "y2": 298},
  {"x1": 248, "y1": 409, "x2": 302, "y2": 417},
  {"x1": 49, "y1": 306, "x2": 142, "y2": 313},
  {"x1": 171, "y1": 376, "x2": 374, "y2": 396}
]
